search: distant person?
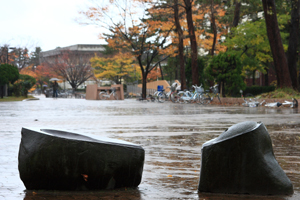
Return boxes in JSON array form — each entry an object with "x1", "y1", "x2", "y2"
[{"x1": 53, "y1": 80, "x2": 58, "y2": 98}]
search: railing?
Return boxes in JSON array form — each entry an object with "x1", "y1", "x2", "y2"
[{"x1": 126, "y1": 84, "x2": 156, "y2": 97}]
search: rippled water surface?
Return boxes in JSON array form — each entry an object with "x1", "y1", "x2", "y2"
[{"x1": 0, "y1": 96, "x2": 299, "y2": 200}]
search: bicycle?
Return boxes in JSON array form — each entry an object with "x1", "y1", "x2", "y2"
[
  {"x1": 198, "y1": 84, "x2": 221, "y2": 105},
  {"x1": 149, "y1": 85, "x2": 168, "y2": 103},
  {"x1": 99, "y1": 88, "x2": 119, "y2": 100},
  {"x1": 169, "y1": 82, "x2": 181, "y2": 103},
  {"x1": 156, "y1": 89, "x2": 168, "y2": 103},
  {"x1": 242, "y1": 98, "x2": 265, "y2": 107},
  {"x1": 177, "y1": 85, "x2": 202, "y2": 104},
  {"x1": 282, "y1": 98, "x2": 298, "y2": 108}
]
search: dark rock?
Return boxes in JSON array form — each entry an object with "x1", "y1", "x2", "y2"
[
  {"x1": 198, "y1": 121, "x2": 293, "y2": 195},
  {"x1": 18, "y1": 127, "x2": 145, "y2": 190}
]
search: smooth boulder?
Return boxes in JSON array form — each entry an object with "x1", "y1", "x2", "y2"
[
  {"x1": 198, "y1": 121, "x2": 293, "y2": 195},
  {"x1": 18, "y1": 127, "x2": 145, "y2": 190}
]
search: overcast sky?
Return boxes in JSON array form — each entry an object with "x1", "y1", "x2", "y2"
[{"x1": 0, "y1": 0, "x2": 106, "y2": 52}]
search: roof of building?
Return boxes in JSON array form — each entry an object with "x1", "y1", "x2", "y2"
[{"x1": 40, "y1": 44, "x2": 106, "y2": 58}]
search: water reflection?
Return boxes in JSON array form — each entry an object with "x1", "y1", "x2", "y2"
[
  {"x1": 103, "y1": 104, "x2": 299, "y2": 116},
  {"x1": 125, "y1": 123, "x2": 300, "y2": 199},
  {"x1": 21, "y1": 122, "x2": 300, "y2": 199},
  {"x1": 24, "y1": 188, "x2": 142, "y2": 200},
  {"x1": 198, "y1": 192, "x2": 291, "y2": 200},
  {"x1": 6, "y1": 99, "x2": 299, "y2": 200}
]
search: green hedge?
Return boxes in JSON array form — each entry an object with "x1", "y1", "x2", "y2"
[
  {"x1": 243, "y1": 86, "x2": 276, "y2": 96},
  {"x1": 75, "y1": 88, "x2": 86, "y2": 92}
]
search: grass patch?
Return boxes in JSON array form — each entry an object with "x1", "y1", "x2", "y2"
[
  {"x1": 0, "y1": 95, "x2": 35, "y2": 102},
  {"x1": 258, "y1": 88, "x2": 300, "y2": 99}
]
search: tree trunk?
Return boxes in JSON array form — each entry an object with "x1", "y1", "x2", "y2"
[
  {"x1": 287, "y1": 0, "x2": 300, "y2": 90},
  {"x1": 184, "y1": 0, "x2": 199, "y2": 86},
  {"x1": 210, "y1": 0, "x2": 217, "y2": 56},
  {"x1": 262, "y1": 0, "x2": 292, "y2": 88},
  {"x1": 232, "y1": 1, "x2": 241, "y2": 27},
  {"x1": 252, "y1": 70, "x2": 256, "y2": 85},
  {"x1": 264, "y1": 67, "x2": 269, "y2": 86},
  {"x1": 142, "y1": 73, "x2": 147, "y2": 99},
  {"x1": 175, "y1": 58, "x2": 178, "y2": 80},
  {"x1": 138, "y1": 57, "x2": 147, "y2": 99},
  {"x1": 221, "y1": 81, "x2": 225, "y2": 97},
  {"x1": 174, "y1": 0, "x2": 187, "y2": 90},
  {"x1": 0, "y1": 85, "x2": 4, "y2": 98}
]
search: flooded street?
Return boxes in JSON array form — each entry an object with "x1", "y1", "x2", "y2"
[{"x1": 1, "y1": 96, "x2": 299, "y2": 199}]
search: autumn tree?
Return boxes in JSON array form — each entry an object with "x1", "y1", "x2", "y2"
[
  {"x1": 195, "y1": 1, "x2": 227, "y2": 55},
  {"x1": 181, "y1": 0, "x2": 199, "y2": 85},
  {"x1": 20, "y1": 64, "x2": 55, "y2": 92},
  {"x1": 173, "y1": 0, "x2": 187, "y2": 90},
  {"x1": 10, "y1": 47, "x2": 31, "y2": 71},
  {"x1": 41, "y1": 50, "x2": 95, "y2": 91},
  {"x1": 145, "y1": 0, "x2": 222, "y2": 88},
  {"x1": 140, "y1": 0, "x2": 186, "y2": 89},
  {"x1": 13, "y1": 74, "x2": 36, "y2": 97},
  {"x1": 80, "y1": 0, "x2": 173, "y2": 99},
  {"x1": 91, "y1": 51, "x2": 141, "y2": 84},
  {"x1": 146, "y1": 66, "x2": 162, "y2": 82},
  {"x1": 18, "y1": 47, "x2": 58, "y2": 93},
  {"x1": 0, "y1": 45, "x2": 16, "y2": 64}
]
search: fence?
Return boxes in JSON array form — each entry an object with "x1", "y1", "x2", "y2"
[{"x1": 126, "y1": 84, "x2": 156, "y2": 97}]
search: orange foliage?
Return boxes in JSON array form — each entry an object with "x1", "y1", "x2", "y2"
[
  {"x1": 20, "y1": 66, "x2": 36, "y2": 77},
  {"x1": 146, "y1": 67, "x2": 161, "y2": 81},
  {"x1": 194, "y1": 4, "x2": 228, "y2": 54},
  {"x1": 19, "y1": 64, "x2": 57, "y2": 88},
  {"x1": 35, "y1": 64, "x2": 57, "y2": 80},
  {"x1": 146, "y1": 0, "x2": 228, "y2": 57}
]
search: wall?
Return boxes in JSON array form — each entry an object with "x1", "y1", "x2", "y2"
[
  {"x1": 138, "y1": 80, "x2": 171, "y2": 92},
  {"x1": 86, "y1": 84, "x2": 124, "y2": 100}
]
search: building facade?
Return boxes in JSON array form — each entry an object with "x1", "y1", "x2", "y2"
[{"x1": 39, "y1": 44, "x2": 107, "y2": 89}]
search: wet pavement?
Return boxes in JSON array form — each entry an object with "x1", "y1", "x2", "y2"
[{"x1": 0, "y1": 95, "x2": 300, "y2": 200}]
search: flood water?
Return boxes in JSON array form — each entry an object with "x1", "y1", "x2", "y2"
[{"x1": 0, "y1": 96, "x2": 299, "y2": 200}]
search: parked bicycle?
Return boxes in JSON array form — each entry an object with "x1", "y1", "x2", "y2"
[
  {"x1": 178, "y1": 85, "x2": 202, "y2": 104},
  {"x1": 99, "y1": 88, "x2": 119, "y2": 100},
  {"x1": 265, "y1": 98, "x2": 298, "y2": 108},
  {"x1": 282, "y1": 98, "x2": 298, "y2": 108},
  {"x1": 150, "y1": 85, "x2": 168, "y2": 103},
  {"x1": 198, "y1": 84, "x2": 221, "y2": 105},
  {"x1": 242, "y1": 98, "x2": 265, "y2": 107},
  {"x1": 156, "y1": 88, "x2": 168, "y2": 103},
  {"x1": 169, "y1": 82, "x2": 181, "y2": 103}
]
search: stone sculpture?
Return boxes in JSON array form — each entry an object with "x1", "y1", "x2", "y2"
[
  {"x1": 18, "y1": 127, "x2": 145, "y2": 190},
  {"x1": 198, "y1": 121, "x2": 293, "y2": 195}
]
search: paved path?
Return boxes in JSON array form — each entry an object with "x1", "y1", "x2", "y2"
[{"x1": 1, "y1": 95, "x2": 300, "y2": 199}]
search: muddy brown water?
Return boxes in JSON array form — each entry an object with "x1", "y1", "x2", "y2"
[{"x1": 0, "y1": 97, "x2": 299, "y2": 200}]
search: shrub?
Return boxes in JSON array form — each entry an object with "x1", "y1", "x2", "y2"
[
  {"x1": 243, "y1": 86, "x2": 276, "y2": 96},
  {"x1": 13, "y1": 74, "x2": 36, "y2": 97},
  {"x1": 205, "y1": 52, "x2": 246, "y2": 97}
]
